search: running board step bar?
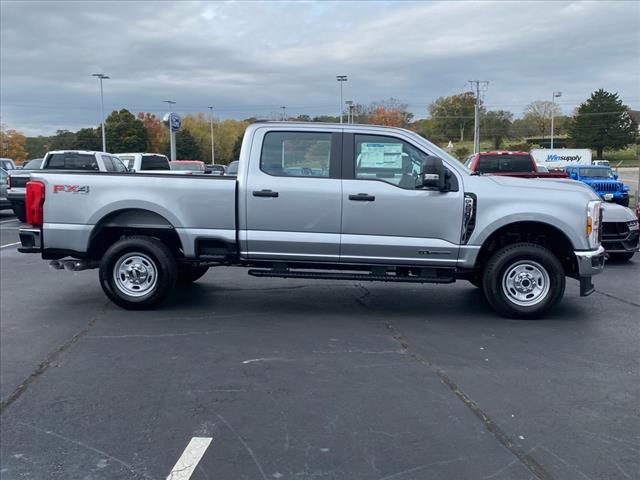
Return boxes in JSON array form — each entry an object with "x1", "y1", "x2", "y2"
[{"x1": 248, "y1": 269, "x2": 455, "y2": 284}]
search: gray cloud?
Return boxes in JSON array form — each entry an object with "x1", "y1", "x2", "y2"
[{"x1": 1, "y1": 0, "x2": 638, "y2": 135}]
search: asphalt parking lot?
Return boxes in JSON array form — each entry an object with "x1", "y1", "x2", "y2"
[{"x1": 0, "y1": 210, "x2": 638, "y2": 480}]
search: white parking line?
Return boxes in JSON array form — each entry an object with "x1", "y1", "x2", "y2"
[
  {"x1": 0, "y1": 242, "x2": 20, "y2": 249},
  {"x1": 166, "y1": 437, "x2": 212, "y2": 480},
  {"x1": 0, "y1": 218, "x2": 19, "y2": 224}
]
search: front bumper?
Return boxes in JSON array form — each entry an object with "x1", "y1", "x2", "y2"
[
  {"x1": 574, "y1": 246, "x2": 606, "y2": 297},
  {"x1": 18, "y1": 227, "x2": 42, "y2": 253}
]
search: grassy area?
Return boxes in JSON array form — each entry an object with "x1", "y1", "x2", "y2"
[{"x1": 600, "y1": 145, "x2": 640, "y2": 167}]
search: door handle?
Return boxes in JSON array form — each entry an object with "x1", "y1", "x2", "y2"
[
  {"x1": 349, "y1": 193, "x2": 375, "y2": 201},
  {"x1": 253, "y1": 189, "x2": 279, "y2": 198}
]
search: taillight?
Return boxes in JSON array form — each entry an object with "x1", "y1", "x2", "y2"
[
  {"x1": 7, "y1": 174, "x2": 11, "y2": 189},
  {"x1": 26, "y1": 181, "x2": 45, "y2": 226}
]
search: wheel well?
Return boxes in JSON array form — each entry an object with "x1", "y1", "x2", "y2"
[
  {"x1": 88, "y1": 209, "x2": 183, "y2": 259},
  {"x1": 476, "y1": 222, "x2": 578, "y2": 276}
]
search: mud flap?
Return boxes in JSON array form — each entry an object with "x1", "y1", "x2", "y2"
[{"x1": 579, "y1": 277, "x2": 595, "y2": 296}]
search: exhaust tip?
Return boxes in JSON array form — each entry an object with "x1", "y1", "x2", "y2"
[{"x1": 49, "y1": 260, "x2": 64, "y2": 270}]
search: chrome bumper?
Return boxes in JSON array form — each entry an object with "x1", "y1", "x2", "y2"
[{"x1": 575, "y1": 246, "x2": 606, "y2": 277}]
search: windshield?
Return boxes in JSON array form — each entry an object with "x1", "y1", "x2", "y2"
[
  {"x1": 476, "y1": 155, "x2": 534, "y2": 173},
  {"x1": 579, "y1": 167, "x2": 614, "y2": 178},
  {"x1": 171, "y1": 162, "x2": 203, "y2": 171},
  {"x1": 23, "y1": 159, "x2": 43, "y2": 169},
  {"x1": 141, "y1": 155, "x2": 170, "y2": 170},
  {"x1": 226, "y1": 161, "x2": 239, "y2": 175},
  {"x1": 45, "y1": 153, "x2": 98, "y2": 170}
]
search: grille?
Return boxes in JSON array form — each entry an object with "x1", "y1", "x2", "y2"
[
  {"x1": 593, "y1": 182, "x2": 619, "y2": 192},
  {"x1": 602, "y1": 222, "x2": 630, "y2": 239}
]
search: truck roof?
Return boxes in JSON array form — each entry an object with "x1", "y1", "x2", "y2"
[
  {"x1": 477, "y1": 151, "x2": 530, "y2": 156},
  {"x1": 46, "y1": 150, "x2": 105, "y2": 155}
]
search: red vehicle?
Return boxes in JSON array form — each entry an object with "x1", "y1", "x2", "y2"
[
  {"x1": 465, "y1": 151, "x2": 568, "y2": 178},
  {"x1": 169, "y1": 160, "x2": 205, "y2": 172}
]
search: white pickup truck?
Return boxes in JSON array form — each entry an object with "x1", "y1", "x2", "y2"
[{"x1": 17, "y1": 123, "x2": 606, "y2": 318}]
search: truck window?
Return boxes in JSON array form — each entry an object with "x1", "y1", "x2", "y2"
[
  {"x1": 476, "y1": 155, "x2": 533, "y2": 174},
  {"x1": 354, "y1": 134, "x2": 428, "y2": 189},
  {"x1": 111, "y1": 156, "x2": 128, "y2": 172},
  {"x1": 141, "y1": 155, "x2": 170, "y2": 170},
  {"x1": 117, "y1": 155, "x2": 135, "y2": 169},
  {"x1": 101, "y1": 155, "x2": 115, "y2": 171},
  {"x1": 261, "y1": 132, "x2": 331, "y2": 178},
  {"x1": 46, "y1": 153, "x2": 99, "y2": 170}
]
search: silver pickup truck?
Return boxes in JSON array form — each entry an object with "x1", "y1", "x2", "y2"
[{"x1": 18, "y1": 122, "x2": 605, "y2": 318}]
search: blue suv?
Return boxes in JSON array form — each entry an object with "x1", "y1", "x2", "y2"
[{"x1": 565, "y1": 164, "x2": 630, "y2": 206}]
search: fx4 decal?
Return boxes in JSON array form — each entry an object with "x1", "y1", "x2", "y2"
[{"x1": 53, "y1": 185, "x2": 91, "y2": 194}]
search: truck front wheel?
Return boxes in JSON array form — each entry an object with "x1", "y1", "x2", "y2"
[
  {"x1": 99, "y1": 236, "x2": 177, "y2": 310},
  {"x1": 482, "y1": 243, "x2": 565, "y2": 319}
]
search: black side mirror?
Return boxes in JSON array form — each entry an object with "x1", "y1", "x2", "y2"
[{"x1": 419, "y1": 156, "x2": 447, "y2": 191}]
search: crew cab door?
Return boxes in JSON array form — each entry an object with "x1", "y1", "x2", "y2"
[
  {"x1": 242, "y1": 129, "x2": 342, "y2": 262},
  {"x1": 340, "y1": 133, "x2": 464, "y2": 266}
]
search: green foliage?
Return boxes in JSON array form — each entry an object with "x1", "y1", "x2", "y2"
[
  {"x1": 74, "y1": 127, "x2": 101, "y2": 151},
  {"x1": 164, "y1": 129, "x2": 202, "y2": 160},
  {"x1": 428, "y1": 92, "x2": 477, "y2": 142},
  {"x1": 25, "y1": 136, "x2": 51, "y2": 158},
  {"x1": 452, "y1": 146, "x2": 470, "y2": 161},
  {"x1": 105, "y1": 109, "x2": 148, "y2": 153},
  {"x1": 232, "y1": 135, "x2": 243, "y2": 161},
  {"x1": 49, "y1": 130, "x2": 77, "y2": 150},
  {"x1": 569, "y1": 89, "x2": 638, "y2": 159},
  {"x1": 481, "y1": 110, "x2": 513, "y2": 149},
  {"x1": 522, "y1": 100, "x2": 561, "y2": 138}
]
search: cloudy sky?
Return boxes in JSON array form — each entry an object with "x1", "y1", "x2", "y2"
[{"x1": 1, "y1": 0, "x2": 639, "y2": 136}]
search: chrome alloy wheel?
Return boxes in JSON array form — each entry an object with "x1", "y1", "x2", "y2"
[
  {"x1": 501, "y1": 260, "x2": 550, "y2": 307},
  {"x1": 113, "y1": 252, "x2": 158, "y2": 297}
]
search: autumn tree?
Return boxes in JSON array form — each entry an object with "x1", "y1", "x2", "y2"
[
  {"x1": 569, "y1": 89, "x2": 638, "y2": 159},
  {"x1": 522, "y1": 100, "x2": 561, "y2": 139},
  {"x1": 481, "y1": 110, "x2": 513, "y2": 149},
  {"x1": 429, "y1": 92, "x2": 477, "y2": 142},
  {"x1": 137, "y1": 112, "x2": 167, "y2": 153},
  {"x1": 0, "y1": 127, "x2": 28, "y2": 163},
  {"x1": 368, "y1": 98, "x2": 413, "y2": 127},
  {"x1": 105, "y1": 109, "x2": 148, "y2": 153}
]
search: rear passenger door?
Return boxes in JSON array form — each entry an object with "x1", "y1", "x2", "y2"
[{"x1": 243, "y1": 129, "x2": 342, "y2": 262}]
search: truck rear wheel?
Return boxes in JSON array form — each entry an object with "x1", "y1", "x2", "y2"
[
  {"x1": 482, "y1": 242, "x2": 565, "y2": 319},
  {"x1": 99, "y1": 236, "x2": 176, "y2": 310}
]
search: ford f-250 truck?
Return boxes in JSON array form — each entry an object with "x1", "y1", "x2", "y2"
[{"x1": 17, "y1": 123, "x2": 605, "y2": 318}]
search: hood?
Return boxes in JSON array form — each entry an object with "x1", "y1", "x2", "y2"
[
  {"x1": 486, "y1": 175, "x2": 600, "y2": 198},
  {"x1": 602, "y1": 202, "x2": 636, "y2": 222}
]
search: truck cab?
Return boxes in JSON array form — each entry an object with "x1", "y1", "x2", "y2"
[{"x1": 565, "y1": 164, "x2": 629, "y2": 206}]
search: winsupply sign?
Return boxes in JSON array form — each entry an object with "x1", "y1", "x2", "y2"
[{"x1": 530, "y1": 149, "x2": 592, "y2": 168}]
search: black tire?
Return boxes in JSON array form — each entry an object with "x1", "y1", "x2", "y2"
[
  {"x1": 177, "y1": 265, "x2": 209, "y2": 284},
  {"x1": 609, "y1": 251, "x2": 634, "y2": 262},
  {"x1": 12, "y1": 203, "x2": 26, "y2": 222},
  {"x1": 99, "y1": 236, "x2": 176, "y2": 310},
  {"x1": 482, "y1": 242, "x2": 565, "y2": 319}
]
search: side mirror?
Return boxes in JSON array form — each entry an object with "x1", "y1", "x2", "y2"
[
  {"x1": 613, "y1": 174, "x2": 619, "y2": 180},
  {"x1": 419, "y1": 156, "x2": 447, "y2": 191}
]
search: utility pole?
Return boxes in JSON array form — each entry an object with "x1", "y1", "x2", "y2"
[
  {"x1": 345, "y1": 100, "x2": 353, "y2": 124},
  {"x1": 163, "y1": 100, "x2": 177, "y2": 161},
  {"x1": 468, "y1": 80, "x2": 489, "y2": 154},
  {"x1": 336, "y1": 75, "x2": 347, "y2": 123},
  {"x1": 91, "y1": 73, "x2": 109, "y2": 151},
  {"x1": 281, "y1": 106, "x2": 287, "y2": 121},
  {"x1": 550, "y1": 91, "x2": 562, "y2": 149},
  {"x1": 208, "y1": 106, "x2": 215, "y2": 164}
]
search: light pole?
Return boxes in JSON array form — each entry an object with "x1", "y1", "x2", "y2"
[
  {"x1": 208, "y1": 106, "x2": 215, "y2": 164},
  {"x1": 281, "y1": 106, "x2": 287, "y2": 121},
  {"x1": 163, "y1": 100, "x2": 177, "y2": 161},
  {"x1": 91, "y1": 73, "x2": 109, "y2": 151},
  {"x1": 345, "y1": 100, "x2": 353, "y2": 124},
  {"x1": 550, "y1": 91, "x2": 562, "y2": 149},
  {"x1": 336, "y1": 75, "x2": 347, "y2": 123}
]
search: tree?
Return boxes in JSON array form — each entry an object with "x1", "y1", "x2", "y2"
[
  {"x1": 522, "y1": 100, "x2": 560, "y2": 139},
  {"x1": 105, "y1": 109, "x2": 148, "y2": 153},
  {"x1": 213, "y1": 120, "x2": 248, "y2": 164},
  {"x1": 138, "y1": 112, "x2": 167, "y2": 153},
  {"x1": 0, "y1": 127, "x2": 28, "y2": 163},
  {"x1": 569, "y1": 89, "x2": 638, "y2": 159},
  {"x1": 231, "y1": 135, "x2": 243, "y2": 160},
  {"x1": 74, "y1": 127, "x2": 101, "y2": 151},
  {"x1": 25, "y1": 136, "x2": 51, "y2": 159},
  {"x1": 428, "y1": 92, "x2": 477, "y2": 142},
  {"x1": 368, "y1": 98, "x2": 413, "y2": 127},
  {"x1": 49, "y1": 130, "x2": 77, "y2": 151},
  {"x1": 481, "y1": 110, "x2": 513, "y2": 149},
  {"x1": 164, "y1": 129, "x2": 202, "y2": 160}
]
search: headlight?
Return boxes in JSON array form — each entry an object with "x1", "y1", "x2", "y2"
[{"x1": 586, "y1": 200, "x2": 602, "y2": 249}]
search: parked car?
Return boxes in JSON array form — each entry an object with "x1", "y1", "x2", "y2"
[
  {"x1": 600, "y1": 203, "x2": 639, "y2": 261},
  {"x1": 170, "y1": 160, "x2": 206, "y2": 172},
  {"x1": 205, "y1": 164, "x2": 226, "y2": 176},
  {"x1": 17, "y1": 122, "x2": 606, "y2": 318},
  {"x1": 225, "y1": 160, "x2": 239, "y2": 176},
  {"x1": 0, "y1": 158, "x2": 16, "y2": 170},
  {"x1": 0, "y1": 168, "x2": 11, "y2": 211},
  {"x1": 115, "y1": 153, "x2": 170, "y2": 172},
  {"x1": 465, "y1": 151, "x2": 567, "y2": 178},
  {"x1": 22, "y1": 158, "x2": 44, "y2": 169},
  {"x1": 8, "y1": 150, "x2": 127, "y2": 221},
  {"x1": 592, "y1": 160, "x2": 610, "y2": 167},
  {"x1": 564, "y1": 164, "x2": 629, "y2": 206}
]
